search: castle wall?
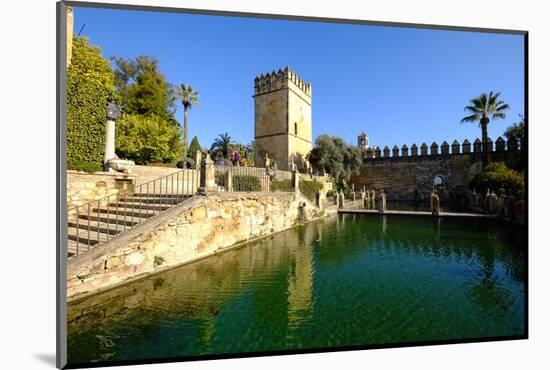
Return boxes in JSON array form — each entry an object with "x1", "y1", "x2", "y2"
[{"x1": 352, "y1": 137, "x2": 520, "y2": 201}]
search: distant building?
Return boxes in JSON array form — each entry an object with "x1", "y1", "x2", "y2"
[
  {"x1": 253, "y1": 67, "x2": 312, "y2": 171},
  {"x1": 357, "y1": 132, "x2": 369, "y2": 149}
]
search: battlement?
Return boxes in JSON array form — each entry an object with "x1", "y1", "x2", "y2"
[
  {"x1": 254, "y1": 67, "x2": 312, "y2": 97},
  {"x1": 363, "y1": 136, "x2": 520, "y2": 160}
]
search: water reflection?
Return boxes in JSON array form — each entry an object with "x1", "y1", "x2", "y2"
[{"x1": 67, "y1": 215, "x2": 525, "y2": 365}]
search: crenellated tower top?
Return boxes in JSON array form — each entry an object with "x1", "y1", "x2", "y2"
[{"x1": 254, "y1": 66, "x2": 312, "y2": 97}]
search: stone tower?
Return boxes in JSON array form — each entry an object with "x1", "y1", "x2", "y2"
[
  {"x1": 357, "y1": 132, "x2": 369, "y2": 149},
  {"x1": 253, "y1": 67, "x2": 312, "y2": 171}
]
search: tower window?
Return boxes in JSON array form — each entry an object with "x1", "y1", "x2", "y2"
[{"x1": 294, "y1": 122, "x2": 298, "y2": 135}]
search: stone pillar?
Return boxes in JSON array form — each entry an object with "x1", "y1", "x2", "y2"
[
  {"x1": 66, "y1": 6, "x2": 74, "y2": 68},
  {"x1": 370, "y1": 190, "x2": 376, "y2": 209},
  {"x1": 377, "y1": 190, "x2": 386, "y2": 214},
  {"x1": 351, "y1": 191, "x2": 356, "y2": 203},
  {"x1": 195, "y1": 150, "x2": 203, "y2": 169},
  {"x1": 431, "y1": 190, "x2": 440, "y2": 216},
  {"x1": 225, "y1": 171, "x2": 233, "y2": 192},
  {"x1": 360, "y1": 191, "x2": 365, "y2": 209},
  {"x1": 316, "y1": 191, "x2": 322, "y2": 209},
  {"x1": 489, "y1": 191, "x2": 498, "y2": 214},
  {"x1": 104, "y1": 119, "x2": 116, "y2": 167},
  {"x1": 364, "y1": 191, "x2": 370, "y2": 209},
  {"x1": 338, "y1": 191, "x2": 344, "y2": 208},
  {"x1": 484, "y1": 189, "x2": 491, "y2": 214},
  {"x1": 292, "y1": 170, "x2": 299, "y2": 193},
  {"x1": 200, "y1": 153, "x2": 216, "y2": 194}
]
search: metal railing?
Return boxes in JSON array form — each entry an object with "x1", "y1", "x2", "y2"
[
  {"x1": 214, "y1": 165, "x2": 274, "y2": 192},
  {"x1": 67, "y1": 169, "x2": 199, "y2": 259}
]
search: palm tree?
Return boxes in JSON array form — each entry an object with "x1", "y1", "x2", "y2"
[
  {"x1": 461, "y1": 91, "x2": 510, "y2": 167},
  {"x1": 177, "y1": 83, "x2": 200, "y2": 163},
  {"x1": 210, "y1": 133, "x2": 233, "y2": 162}
]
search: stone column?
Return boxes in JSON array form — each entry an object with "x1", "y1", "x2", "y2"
[
  {"x1": 364, "y1": 191, "x2": 370, "y2": 209},
  {"x1": 370, "y1": 190, "x2": 376, "y2": 209},
  {"x1": 431, "y1": 190, "x2": 440, "y2": 216},
  {"x1": 225, "y1": 171, "x2": 233, "y2": 192},
  {"x1": 292, "y1": 170, "x2": 299, "y2": 193},
  {"x1": 103, "y1": 119, "x2": 116, "y2": 167},
  {"x1": 338, "y1": 191, "x2": 344, "y2": 208},
  {"x1": 200, "y1": 153, "x2": 216, "y2": 194},
  {"x1": 377, "y1": 190, "x2": 386, "y2": 214},
  {"x1": 316, "y1": 191, "x2": 322, "y2": 209},
  {"x1": 195, "y1": 150, "x2": 203, "y2": 170},
  {"x1": 360, "y1": 191, "x2": 366, "y2": 209}
]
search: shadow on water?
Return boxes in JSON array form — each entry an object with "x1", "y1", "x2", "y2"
[{"x1": 67, "y1": 214, "x2": 526, "y2": 365}]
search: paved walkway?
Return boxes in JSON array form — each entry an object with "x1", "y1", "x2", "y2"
[{"x1": 338, "y1": 208, "x2": 497, "y2": 219}]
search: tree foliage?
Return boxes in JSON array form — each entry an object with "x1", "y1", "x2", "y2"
[
  {"x1": 67, "y1": 36, "x2": 116, "y2": 167},
  {"x1": 115, "y1": 113, "x2": 184, "y2": 165},
  {"x1": 307, "y1": 135, "x2": 363, "y2": 190},
  {"x1": 112, "y1": 55, "x2": 176, "y2": 124},
  {"x1": 504, "y1": 115, "x2": 525, "y2": 148},
  {"x1": 210, "y1": 133, "x2": 233, "y2": 161},
  {"x1": 469, "y1": 162, "x2": 524, "y2": 197},
  {"x1": 187, "y1": 136, "x2": 202, "y2": 159}
]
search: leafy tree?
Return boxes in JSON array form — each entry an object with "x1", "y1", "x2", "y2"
[
  {"x1": 115, "y1": 113, "x2": 184, "y2": 165},
  {"x1": 469, "y1": 162, "x2": 524, "y2": 197},
  {"x1": 67, "y1": 36, "x2": 116, "y2": 168},
  {"x1": 187, "y1": 136, "x2": 202, "y2": 160},
  {"x1": 112, "y1": 55, "x2": 176, "y2": 123},
  {"x1": 461, "y1": 91, "x2": 510, "y2": 166},
  {"x1": 308, "y1": 135, "x2": 362, "y2": 191},
  {"x1": 210, "y1": 133, "x2": 233, "y2": 161},
  {"x1": 176, "y1": 83, "x2": 200, "y2": 160},
  {"x1": 504, "y1": 115, "x2": 525, "y2": 149}
]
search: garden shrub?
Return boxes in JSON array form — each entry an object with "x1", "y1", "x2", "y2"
[
  {"x1": 469, "y1": 162, "x2": 524, "y2": 197},
  {"x1": 233, "y1": 175, "x2": 261, "y2": 191},
  {"x1": 66, "y1": 37, "x2": 116, "y2": 167},
  {"x1": 271, "y1": 179, "x2": 292, "y2": 192},
  {"x1": 67, "y1": 160, "x2": 102, "y2": 173}
]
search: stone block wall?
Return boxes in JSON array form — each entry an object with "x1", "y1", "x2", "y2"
[
  {"x1": 67, "y1": 192, "x2": 334, "y2": 300},
  {"x1": 67, "y1": 171, "x2": 121, "y2": 212},
  {"x1": 353, "y1": 137, "x2": 521, "y2": 201}
]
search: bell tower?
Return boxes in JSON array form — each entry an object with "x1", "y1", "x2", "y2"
[{"x1": 253, "y1": 67, "x2": 312, "y2": 171}]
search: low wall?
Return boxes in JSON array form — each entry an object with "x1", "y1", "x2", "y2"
[
  {"x1": 67, "y1": 171, "x2": 134, "y2": 211},
  {"x1": 132, "y1": 165, "x2": 182, "y2": 185},
  {"x1": 67, "y1": 192, "x2": 335, "y2": 300}
]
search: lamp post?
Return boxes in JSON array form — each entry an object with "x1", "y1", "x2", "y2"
[{"x1": 104, "y1": 101, "x2": 121, "y2": 169}]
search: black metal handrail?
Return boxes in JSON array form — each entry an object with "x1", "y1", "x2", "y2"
[{"x1": 67, "y1": 169, "x2": 199, "y2": 259}]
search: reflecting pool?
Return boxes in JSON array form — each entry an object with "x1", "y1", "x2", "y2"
[{"x1": 67, "y1": 214, "x2": 526, "y2": 365}]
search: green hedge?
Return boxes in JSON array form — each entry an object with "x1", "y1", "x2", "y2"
[
  {"x1": 233, "y1": 175, "x2": 261, "y2": 191},
  {"x1": 67, "y1": 160, "x2": 102, "y2": 173},
  {"x1": 271, "y1": 179, "x2": 292, "y2": 192},
  {"x1": 67, "y1": 37, "x2": 116, "y2": 167},
  {"x1": 299, "y1": 180, "x2": 324, "y2": 201}
]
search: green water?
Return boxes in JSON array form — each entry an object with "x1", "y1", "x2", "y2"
[{"x1": 67, "y1": 215, "x2": 526, "y2": 365}]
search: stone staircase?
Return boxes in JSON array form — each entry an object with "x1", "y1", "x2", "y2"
[
  {"x1": 67, "y1": 193, "x2": 194, "y2": 258},
  {"x1": 67, "y1": 169, "x2": 200, "y2": 259}
]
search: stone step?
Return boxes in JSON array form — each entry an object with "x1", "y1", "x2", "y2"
[
  {"x1": 130, "y1": 193, "x2": 192, "y2": 199},
  {"x1": 68, "y1": 219, "x2": 126, "y2": 235},
  {"x1": 109, "y1": 201, "x2": 174, "y2": 212},
  {"x1": 122, "y1": 196, "x2": 188, "y2": 204},
  {"x1": 78, "y1": 211, "x2": 151, "y2": 227},
  {"x1": 92, "y1": 206, "x2": 158, "y2": 219},
  {"x1": 67, "y1": 226, "x2": 105, "y2": 246}
]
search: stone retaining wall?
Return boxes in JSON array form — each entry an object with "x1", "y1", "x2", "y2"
[
  {"x1": 67, "y1": 171, "x2": 125, "y2": 211},
  {"x1": 67, "y1": 192, "x2": 335, "y2": 301}
]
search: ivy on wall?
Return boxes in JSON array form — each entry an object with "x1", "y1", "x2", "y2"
[{"x1": 66, "y1": 36, "x2": 116, "y2": 168}]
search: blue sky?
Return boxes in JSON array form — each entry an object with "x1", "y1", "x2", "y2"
[{"x1": 73, "y1": 7, "x2": 525, "y2": 150}]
